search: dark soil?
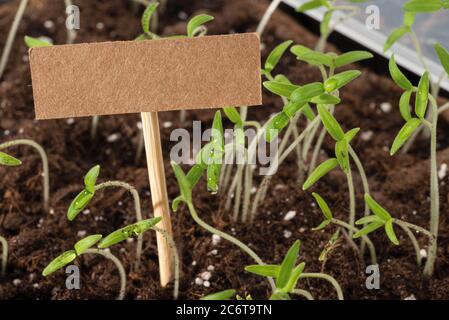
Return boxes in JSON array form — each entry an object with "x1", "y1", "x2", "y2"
[{"x1": 1, "y1": 0, "x2": 449, "y2": 300}]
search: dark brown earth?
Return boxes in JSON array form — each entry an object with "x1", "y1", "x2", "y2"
[{"x1": 1, "y1": 0, "x2": 449, "y2": 300}]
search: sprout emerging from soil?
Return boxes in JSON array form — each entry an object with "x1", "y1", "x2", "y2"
[
  {"x1": 388, "y1": 44, "x2": 449, "y2": 276},
  {"x1": 42, "y1": 234, "x2": 126, "y2": 300},
  {"x1": 67, "y1": 165, "x2": 145, "y2": 264},
  {"x1": 0, "y1": 139, "x2": 50, "y2": 211},
  {"x1": 245, "y1": 240, "x2": 343, "y2": 300}
]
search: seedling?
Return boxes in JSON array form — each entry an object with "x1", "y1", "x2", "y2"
[
  {"x1": 354, "y1": 194, "x2": 435, "y2": 268},
  {"x1": 98, "y1": 217, "x2": 180, "y2": 299},
  {"x1": 312, "y1": 193, "x2": 377, "y2": 265},
  {"x1": 200, "y1": 289, "x2": 237, "y2": 301},
  {"x1": 388, "y1": 44, "x2": 449, "y2": 276},
  {"x1": 170, "y1": 160, "x2": 276, "y2": 292},
  {"x1": 67, "y1": 165, "x2": 145, "y2": 264},
  {"x1": 245, "y1": 240, "x2": 343, "y2": 300},
  {"x1": 0, "y1": 139, "x2": 50, "y2": 210},
  {"x1": 42, "y1": 234, "x2": 127, "y2": 300},
  {"x1": 318, "y1": 229, "x2": 341, "y2": 273}
]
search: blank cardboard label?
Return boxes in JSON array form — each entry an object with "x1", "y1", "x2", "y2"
[{"x1": 29, "y1": 33, "x2": 262, "y2": 120}]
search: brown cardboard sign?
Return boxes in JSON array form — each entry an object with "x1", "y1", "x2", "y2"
[{"x1": 29, "y1": 33, "x2": 261, "y2": 120}]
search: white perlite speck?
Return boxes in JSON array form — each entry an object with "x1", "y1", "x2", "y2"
[
  {"x1": 200, "y1": 271, "x2": 212, "y2": 281},
  {"x1": 77, "y1": 230, "x2": 86, "y2": 237},
  {"x1": 380, "y1": 102, "x2": 392, "y2": 113},
  {"x1": 13, "y1": 279, "x2": 21, "y2": 286},
  {"x1": 420, "y1": 249, "x2": 427, "y2": 258},
  {"x1": 360, "y1": 130, "x2": 373, "y2": 141},
  {"x1": 404, "y1": 294, "x2": 416, "y2": 300},
  {"x1": 212, "y1": 234, "x2": 221, "y2": 246},
  {"x1": 207, "y1": 265, "x2": 215, "y2": 271},
  {"x1": 107, "y1": 133, "x2": 120, "y2": 143},
  {"x1": 283, "y1": 230, "x2": 292, "y2": 238},
  {"x1": 194, "y1": 277, "x2": 203, "y2": 286},
  {"x1": 163, "y1": 121, "x2": 173, "y2": 128},
  {"x1": 203, "y1": 281, "x2": 210, "y2": 288},
  {"x1": 438, "y1": 163, "x2": 447, "y2": 180},
  {"x1": 284, "y1": 210, "x2": 296, "y2": 221}
]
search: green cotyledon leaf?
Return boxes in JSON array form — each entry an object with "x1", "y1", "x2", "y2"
[
  {"x1": 390, "y1": 118, "x2": 422, "y2": 155},
  {"x1": 277, "y1": 240, "x2": 301, "y2": 289},
  {"x1": 303, "y1": 158, "x2": 339, "y2": 190},
  {"x1": 264, "y1": 40, "x2": 293, "y2": 73},
  {"x1": 98, "y1": 217, "x2": 162, "y2": 248},
  {"x1": 201, "y1": 289, "x2": 236, "y2": 300},
  {"x1": 67, "y1": 189, "x2": 94, "y2": 221},
  {"x1": 84, "y1": 165, "x2": 100, "y2": 193},
  {"x1": 317, "y1": 105, "x2": 345, "y2": 141},
  {"x1": 415, "y1": 71, "x2": 429, "y2": 119},
  {"x1": 0, "y1": 151, "x2": 21, "y2": 166},
  {"x1": 74, "y1": 234, "x2": 103, "y2": 255},
  {"x1": 42, "y1": 250, "x2": 77, "y2": 276}
]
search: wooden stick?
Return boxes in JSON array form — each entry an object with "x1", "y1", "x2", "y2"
[{"x1": 140, "y1": 111, "x2": 174, "y2": 286}]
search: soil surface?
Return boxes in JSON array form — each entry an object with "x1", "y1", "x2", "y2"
[{"x1": 1, "y1": 0, "x2": 449, "y2": 300}]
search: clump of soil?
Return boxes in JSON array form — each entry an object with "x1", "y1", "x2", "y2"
[{"x1": 1, "y1": 0, "x2": 449, "y2": 300}]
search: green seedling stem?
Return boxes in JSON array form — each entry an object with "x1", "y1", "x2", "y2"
[
  {"x1": 0, "y1": 139, "x2": 50, "y2": 211},
  {"x1": 299, "y1": 272, "x2": 343, "y2": 300},
  {"x1": 0, "y1": 0, "x2": 28, "y2": 80},
  {"x1": 0, "y1": 236, "x2": 7, "y2": 276},
  {"x1": 423, "y1": 95, "x2": 439, "y2": 277},
  {"x1": 256, "y1": 0, "x2": 282, "y2": 36},
  {"x1": 94, "y1": 181, "x2": 144, "y2": 264},
  {"x1": 84, "y1": 248, "x2": 127, "y2": 300}
]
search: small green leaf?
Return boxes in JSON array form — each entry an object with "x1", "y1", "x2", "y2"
[
  {"x1": 317, "y1": 105, "x2": 345, "y2": 141},
  {"x1": 0, "y1": 151, "x2": 21, "y2": 166},
  {"x1": 290, "y1": 83, "x2": 324, "y2": 103},
  {"x1": 67, "y1": 190, "x2": 94, "y2": 221},
  {"x1": 24, "y1": 35, "x2": 52, "y2": 48},
  {"x1": 265, "y1": 112, "x2": 290, "y2": 142},
  {"x1": 335, "y1": 139, "x2": 349, "y2": 173},
  {"x1": 273, "y1": 74, "x2": 292, "y2": 84},
  {"x1": 310, "y1": 93, "x2": 340, "y2": 105},
  {"x1": 201, "y1": 289, "x2": 236, "y2": 300},
  {"x1": 171, "y1": 162, "x2": 192, "y2": 203},
  {"x1": 300, "y1": 51, "x2": 333, "y2": 67},
  {"x1": 324, "y1": 70, "x2": 361, "y2": 92},
  {"x1": 141, "y1": 2, "x2": 159, "y2": 34},
  {"x1": 223, "y1": 107, "x2": 243, "y2": 126},
  {"x1": 277, "y1": 240, "x2": 301, "y2": 289},
  {"x1": 435, "y1": 42, "x2": 449, "y2": 76},
  {"x1": 355, "y1": 215, "x2": 384, "y2": 225},
  {"x1": 42, "y1": 250, "x2": 77, "y2": 276},
  {"x1": 384, "y1": 26, "x2": 410, "y2": 52},
  {"x1": 353, "y1": 222, "x2": 384, "y2": 238},
  {"x1": 399, "y1": 90, "x2": 413, "y2": 121},
  {"x1": 263, "y1": 81, "x2": 299, "y2": 98},
  {"x1": 403, "y1": 12, "x2": 416, "y2": 28},
  {"x1": 84, "y1": 165, "x2": 100, "y2": 193},
  {"x1": 344, "y1": 128, "x2": 360, "y2": 143},
  {"x1": 312, "y1": 219, "x2": 331, "y2": 231},
  {"x1": 290, "y1": 44, "x2": 311, "y2": 57},
  {"x1": 415, "y1": 72, "x2": 429, "y2": 118},
  {"x1": 172, "y1": 195, "x2": 183, "y2": 212},
  {"x1": 302, "y1": 104, "x2": 316, "y2": 121},
  {"x1": 312, "y1": 193, "x2": 333, "y2": 220},
  {"x1": 403, "y1": 0, "x2": 442, "y2": 13},
  {"x1": 390, "y1": 118, "x2": 422, "y2": 155},
  {"x1": 334, "y1": 51, "x2": 373, "y2": 68},
  {"x1": 74, "y1": 234, "x2": 102, "y2": 255},
  {"x1": 388, "y1": 55, "x2": 413, "y2": 90},
  {"x1": 320, "y1": 10, "x2": 333, "y2": 36},
  {"x1": 265, "y1": 40, "x2": 293, "y2": 73},
  {"x1": 303, "y1": 158, "x2": 339, "y2": 190},
  {"x1": 98, "y1": 217, "x2": 162, "y2": 248},
  {"x1": 297, "y1": 0, "x2": 323, "y2": 12},
  {"x1": 364, "y1": 194, "x2": 392, "y2": 221},
  {"x1": 187, "y1": 14, "x2": 214, "y2": 37},
  {"x1": 283, "y1": 101, "x2": 306, "y2": 118},
  {"x1": 385, "y1": 219, "x2": 399, "y2": 245},
  {"x1": 245, "y1": 265, "x2": 280, "y2": 278},
  {"x1": 283, "y1": 262, "x2": 306, "y2": 293}
]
